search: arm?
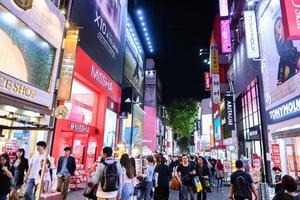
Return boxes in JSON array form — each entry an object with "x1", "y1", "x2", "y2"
[
  {"x1": 175, "y1": 170, "x2": 182, "y2": 185},
  {"x1": 25, "y1": 159, "x2": 33, "y2": 181},
  {"x1": 117, "y1": 164, "x2": 123, "y2": 200},
  {"x1": 2, "y1": 166, "x2": 13, "y2": 179},
  {"x1": 228, "y1": 184, "x2": 234, "y2": 199},
  {"x1": 91, "y1": 163, "x2": 103, "y2": 185}
]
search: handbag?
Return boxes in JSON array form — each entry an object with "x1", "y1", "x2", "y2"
[
  {"x1": 83, "y1": 182, "x2": 97, "y2": 200},
  {"x1": 170, "y1": 177, "x2": 180, "y2": 191},
  {"x1": 194, "y1": 176, "x2": 203, "y2": 193}
]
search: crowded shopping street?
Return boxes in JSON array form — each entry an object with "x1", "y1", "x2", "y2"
[{"x1": 1, "y1": 0, "x2": 300, "y2": 199}]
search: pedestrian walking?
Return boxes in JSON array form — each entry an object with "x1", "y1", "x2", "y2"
[
  {"x1": 0, "y1": 153, "x2": 13, "y2": 200},
  {"x1": 195, "y1": 156, "x2": 210, "y2": 200},
  {"x1": 208, "y1": 158, "x2": 216, "y2": 186},
  {"x1": 154, "y1": 155, "x2": 171, "y2": 200},
  {"x1": 10, "y1": 148, "x2": 29, "y2": 200},
  {"x1": 175, "y1": 154, "x2": 196, "y2": 200},
  {"x1": 120, "y1": 154, "x2": 135, "y2": 200},
  {"x1": 228, "y1": 160, "x2": 259, "y2": 200},
  {"x1": 24, "y1": 141, "x2": 51, "y2": 200},
  {"x1": 91, "y1": 147, "x2": 122, "y2": 200},
  {"x1": 142, "y1": 155, "x2": 154, "y2": 200},
  {"x1": 215, "y1": 159, "x2": 224, "y2": 190},
  {"x1": 56, "y1": 146, "x2": 76, "y2": 200},
  {"x1": 273, "y1": 175, "x2": 300, "y2": 200},
  {"x1": 272, "y1": 166, "x2": 283, "y2": 195}
]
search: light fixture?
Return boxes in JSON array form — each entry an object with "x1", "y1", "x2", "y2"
[
  {"x1": 143, "y1": 27, "x2": 147, "y2": 31},
  {"x1": 137, "y1": 10, "x2": 142, "y2": 15},
  {"x1": 247, "y1": 0, "x2": 254, "y2": 7},
  {"x1": 139, "y1": 16, "x2": 143, "y2": 20}
]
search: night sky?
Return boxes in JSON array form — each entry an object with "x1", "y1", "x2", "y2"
[{"x1": 130, "y1": 0, "x2": 218, "y2": 104}]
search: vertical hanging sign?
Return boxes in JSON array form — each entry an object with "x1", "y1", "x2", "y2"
[
  {"x1": 224, "y1": 96, "x2": 235, "y2": 130},
  {"x1": 220, "y1": 19, "x2": 232, "y2": 53},
  {"x1": 219, "y1": 0, "x2": 229, "y2": 17},
  {"x1": 212, "y1": 74, "x2": 221, "y2": 103},
  {"x1": 244, "y1": 11, "x2": 260, "y2": 58},
  {"x1": 204, "y1": 72, "x2": 211, "y2": 91},
  {"x1": 210, "y1": 45, "x2": 219, "y2": 73},
  {"x1": 57, "y1": 28, "x2": 80, "y2": 100}
]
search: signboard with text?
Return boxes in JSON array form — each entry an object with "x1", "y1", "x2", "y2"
[
  {"x1": 212, "y1": 74, "x2": 220, "y2": 103},
  {"x1": 280, "y1": 0, "x2": 300, "y2": 40},
  {"x1": 204, "y1": 72, "x2": 211, "y2": 91},
  {"x1": 220, "y1": 19, "x2": 232, "y2": 53},
  {"x1": 219, "y1": 0, "x2": 228, "y2": 17},
  {"x1": 271, "y1": 144, "x2": 281, "y2": 167},
  {"x1": 244, "y1": 10, "x2": 260, "y2": 58},
  {"x1": 210, "y1": 46, "x2": 219, "y2": 73},
  {"x1": 224, "y1": 96, "x2": 235, "y2": 130}
]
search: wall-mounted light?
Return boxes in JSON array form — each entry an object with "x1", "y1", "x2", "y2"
[{"x1": 136, "y1": 9, "x2": 154, "y2": 53}]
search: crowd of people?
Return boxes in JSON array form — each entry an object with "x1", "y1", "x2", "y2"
[{"x1": 1, "y1": 142, "x2": 300, "y2": 200}]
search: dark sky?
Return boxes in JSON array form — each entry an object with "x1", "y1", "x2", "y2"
[{"x1": 130, "y1": 0, "x2": 218, "y2": 104}]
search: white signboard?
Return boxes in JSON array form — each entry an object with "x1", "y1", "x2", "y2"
[
  {"x1": 244, "y1": 10, "x2": 260, "y2": 59},
  {"x1": 219, "y1": 0, "x2": 229, "y2": 17},
  {"x1": 212, "y1": 74, "x2": 221, "y2": 103}
]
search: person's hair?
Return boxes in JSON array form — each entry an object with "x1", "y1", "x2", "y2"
[
  {"x1": 272, "y1": 166, "x2": 282, "y2": 172},
  {"x1": 146, "y1": 155, "x2": 154, "y2": 163},
  {"x1": 64, "y1": 146, "x2": 71, "y2": 151},
  {"x1": 281, "y1": 175, "x2": 298, "y2": 192},
  {"x1": 120, "y1": 154, "x2": 135, "y2": 179},
  {"x1": 103, "y1": 147, "x2": 113, "y2": 157},
  {"x1": 190, "y1": 155, "x2": 195, "y2": 160},
  {"x1": 202, "y1": 157, "x2": 208, "y2": 166},
  {"x1": 17, "y1": 148, "x2": 26, "y2": 164},
  {"x1": 41, "y1": 159, "x2": 51, "y2": 167},
  {"x1": 216, "y1": 159, "x2": 223, "y2": 170},
  {"x1": 36, "y1": 141, "x2": 47, "y2": 149},
  {"x1": 0, "y1": 153, "x2": 10, "y2": 167},
  {"x1": 236, "y1": 160, "x2": 243, "y2": 169},
  {"x1": 182, "y1": 154, "x2": 188, "y2": 159},
  {"x1": 130, "y1": 157, "x2": 136, "y2": 177}
]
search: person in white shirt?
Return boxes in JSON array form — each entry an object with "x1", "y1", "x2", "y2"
[
  {"x1": 24, "y1": 141, "x2": 51, "y2": 200},
  {"x1": 120, "y1": 154, "x2": 135, "y2": 200}
]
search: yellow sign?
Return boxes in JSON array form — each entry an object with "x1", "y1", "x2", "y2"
[
  {"x1": 0, "y1": 76, "x2": 36, "y2": 98},
  {"x1": 57, "y1": 28, "x2": 80, "y2": 101},
  {"x1": 210, "y1": 45, "x2": 219, "y2": 74}
]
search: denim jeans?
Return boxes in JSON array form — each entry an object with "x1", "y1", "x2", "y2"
[
  {"x1": 24, "y1": 178, "x2": 35, "y2": 200},
  {"x1": 144, "y1": 181, "x2": 153, "y2": 200},
  {"x1": 0, "y1": 195, "x2": 7, "y2": 200},
  {"x1": 216, "y1": 178, "x2": 223, "y2": 188},
  {"x1": 121, "y1": 182, "x2": 134, "y2": 200},
  {"x1": 180, "y1": 185, "x2": 194, "y2": 200}
]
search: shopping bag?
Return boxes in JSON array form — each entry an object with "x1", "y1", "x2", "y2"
[
  {"x1": 194, "y1": 176, "x2": 203, "y2": 192},
  {"x1": 170, "y1": 177, "x2": 180, "y2": 191},
  {"x1": 40, "y1": 192, "x2": 61, "y2": 200},
  {"x1": 83, "y1": 182, "x2": 97, "y2": 200}
]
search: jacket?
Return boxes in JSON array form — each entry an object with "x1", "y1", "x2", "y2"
[
  {"x1": 11, "y1": 158, "x2": 29, "y2": 187},
  {"x1": 57, "y1": 156, "x2": 76, "y2": 176}
]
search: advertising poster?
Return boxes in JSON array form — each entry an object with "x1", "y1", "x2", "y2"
[
  {"x1": 214, "y1": 116, "x2": 221, "y2": 141},
  {"x1": 0, "y1": 5, "x2": 55, "y2": 91},
  {"x1": 258, "y1": 0, "x2": 300, "y2": 112},
  {"x1": 103, "y1": 109, "x2": 117, "y2": 148},
  {"x1": 70, "y1": 0, "x2": 128, "y2": 85},
  {"x1": 144, "y1": 85, "x2": 156, "y2": 107},
  {"x1": 124, "y1": 23, "x2": 144, "y2": 95},
  {"x1": 132, "y1": 104, "x2": 144, "y2": 157}
]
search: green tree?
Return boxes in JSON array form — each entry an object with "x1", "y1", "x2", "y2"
[{"x1": 167, "y1": 99, "x2": 199, "y2": 138}]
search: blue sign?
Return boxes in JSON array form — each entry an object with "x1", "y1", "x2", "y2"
[{"x1": 267, "y1": 95, "x2": 300, "y2": 124}]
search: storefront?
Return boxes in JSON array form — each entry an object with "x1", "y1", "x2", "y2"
[
  {"x1": 52, "y1": 47, "x2": 121, "y2": 170},
  {"x1": 0, "y1": 0, "x2": 65, "y2": 158}
]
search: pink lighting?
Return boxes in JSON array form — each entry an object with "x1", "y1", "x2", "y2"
[{"x1": 220, "y1": 19, "x2": 231, "y2": 53}]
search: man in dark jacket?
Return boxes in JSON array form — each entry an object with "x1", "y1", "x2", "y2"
[{"x1": 57, "y1": 146, "x2": 76, "y2": 200}]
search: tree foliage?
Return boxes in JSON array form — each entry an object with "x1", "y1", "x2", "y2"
[{"x1": 166, "y1": 99, "x2": 199, "y2": 137}]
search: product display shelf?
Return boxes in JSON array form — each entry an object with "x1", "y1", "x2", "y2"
[{"x1": 69, "y1": 164, "x2": 87, "y2": 191}]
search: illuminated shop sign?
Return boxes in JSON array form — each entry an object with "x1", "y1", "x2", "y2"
[
  {"x1": 280, "y1": 0, "x2": 300, "y2": 40},
  {"x1": 244, "y1": 10, "x2": 260, "y2": 58},
  {"x1": 212, "y1": 74, "x2": 220, "y2": 104},
  {"x1": 225, "y1": 96, "x2": 235, "y2": 130},
  {"x1": 219, "y1": 0, "x2": 228, "y2": 17},
  {"x1": 267, "y1": 95, "x2": 300, "y2": 124},
  {"x1": 90, "y1": 64, "x2": 113, "y2": 92},
  {"x1": 210, "y1": 46, "x2": 219, "y2": 73},
  {"x1": 220, "y1": 19, "x2": 232, "y2": 53},
  {"x1": 0, "y1": 75, "x2": 36, "y2": 98},
  {"x1": 204, "y1": 72, "x2": 210, "y2": 91}
]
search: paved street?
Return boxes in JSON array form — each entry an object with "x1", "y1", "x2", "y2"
[{"x1": 67, "y1": 186, "x2": 229, "y2": 200}]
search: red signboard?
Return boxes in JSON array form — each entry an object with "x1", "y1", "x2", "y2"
[
  {"x1": 280, "y1": 0, "x2": 300, "y2": 40},
  {"x1": 271, "y1": 144, "x2": 281, "y2": 167},
  {"x1": 204, "y1": 72, "x2": 211, "y2": 91}
]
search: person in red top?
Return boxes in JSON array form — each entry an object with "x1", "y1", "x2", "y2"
[{"x1": 215, "y1": 159, "x2": 224, "y2": 190}]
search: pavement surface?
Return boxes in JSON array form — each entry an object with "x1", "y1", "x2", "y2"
[{"x1": 67, "y1": 186, "x2": 229, "y2": 200}]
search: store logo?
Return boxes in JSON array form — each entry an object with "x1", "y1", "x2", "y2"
[
  {"x1": 0, "y1": 76, "x2": 36, "y2": 98},
  {"x1": 13, "y1": 0, "x2": 33, "y2": 10},
  {"x1": 225, "y1": 96, "x2": 235, "y2": 130},
  {"x1": 70, "y1": 122, "x2": 89, "y2": 133},
  {"x1": 90, "y1": 64, "x2": 113, "y2": 92},
  {"x1": 244, "y1": 11, "x2": 260, "y2": 59},
  {"x1": 267, "y1": 95, "x2": 300, "y2": 124},
  {"x1": 280, "y1": 0, "x2": 300, "y2": 39}
]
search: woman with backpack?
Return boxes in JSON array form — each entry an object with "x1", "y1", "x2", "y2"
[
  {"x1": 120, "y1": 154, "x2": 135, "y2": 200},
  {"x1": 0, "y1": 153, "x2": 13, "y2": 200},
  {"x1": 273, "y1": 175, "x2": 300, "y2": 200},
  {"x1": 10, "y1": 148, "x2": 29, "y2": 200},
  {"x1": 215, "y1": 159, "x2": 224, "y2": 190}
]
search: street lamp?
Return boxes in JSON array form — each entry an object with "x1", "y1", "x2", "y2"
[{"x1": 199, "y1": 48, "x2": 210, "y2": 56}]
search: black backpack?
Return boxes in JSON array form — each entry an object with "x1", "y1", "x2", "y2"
[
  {"x1": 234, "y1": 172, "x2": 251, "y2": 199},
  {"x1": 101, "y1": 161, "x2": 118, "y2": 192}
]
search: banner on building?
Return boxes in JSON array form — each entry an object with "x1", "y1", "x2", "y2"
[
  {"x1": 212, "y1": 74, "x2": 220, "y2": 103},
  {"x1": 280, "y1": 0, "x2": 300, "y2": 40},
  {"x1": 57, "y1": 28, "x2": 79, "y2": 100},
  {"x1": 204, "y1": 72, "x2": 211, "y2": 91},
  {"x1": 220, "y1": 19, "x2": 231, "y2": 53},
  {"x1": 271, "y1": 144, "x2": 281, "y2": 168},
  {"x1": 210, "y1": 46, "x2": 219, "y2": 73},
  {"x1": 224, "y1": 95, "x2": 235, "y2": 130},
  {"x1": 244, "y1": 10, "x2": 260, "y2": 58}
]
